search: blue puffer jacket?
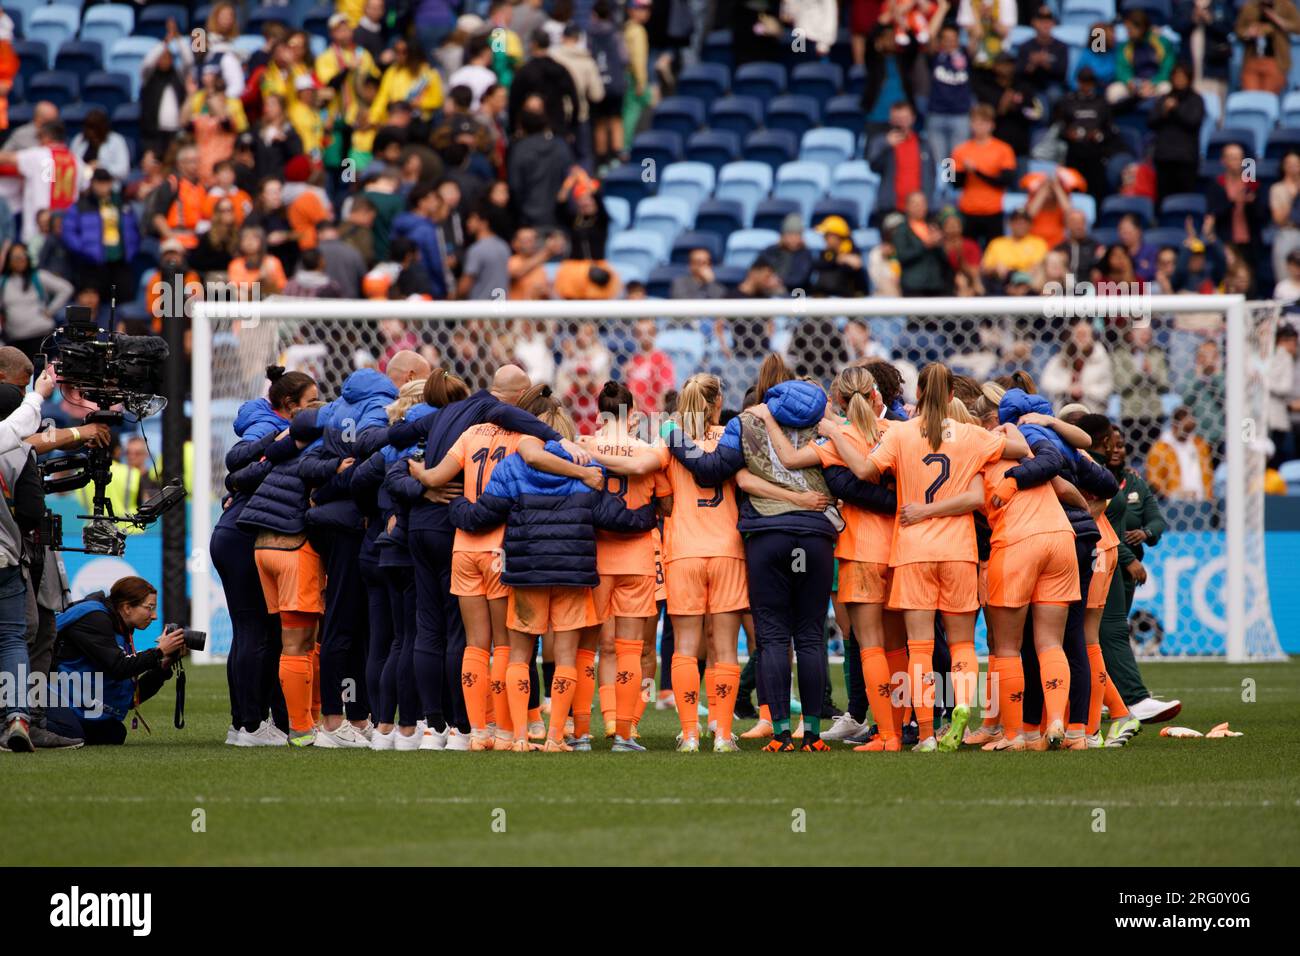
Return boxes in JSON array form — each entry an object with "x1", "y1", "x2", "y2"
[
  {"x1": 449, "y1": 441, "x2": 656, "y2": 587},
  {"x1": 302, "y1": 369, "x2": 399, "y2": 533},
  {"x1": 216, "y1": 398, "x2": 289, "y2": 532},
  {"x1": 998, "y1": 389, "x2": 1078, "y2": 463},
  {"x1": 235, "y1": 407, "x2": 321, "y2": 535},
  {"x1": 351, "y1": 403, "x2": 438, "y2": 566}
]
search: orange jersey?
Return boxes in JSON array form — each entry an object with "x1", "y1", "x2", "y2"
[
  {"x1": 579, "y1": 433, "x2": 666, "y2": 576},
  {"x1": 660, "y1": 427, "x2": 744, "y2": 563},
  {"x1": 1095, "y1": 509, "x2": 1119, "y2": 553},
  {"x1": 982, "y1": 455, "x2": 1072, "y2": 548},
  {"x1": 869, "y1": 417, "x2": 1006, "y2": 566},
  {"x1": 447, "y1": 423, "x2": 525, "y2": 552},
  {"x1": 811, "y1": 419, "x2": 894, "y2": 565}
]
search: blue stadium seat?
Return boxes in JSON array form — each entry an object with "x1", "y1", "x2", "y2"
[
  {"x1": 303, "y1": 5, "x2": 334, "y2": 38},
  {"x1": 233, "y1": 34, "x2": 265, "y2": 60},
  {"x1": 1007, "y1": 25, "x2": 1035, "y2": 53},
  {"x1": 846, "y1": 64, "x2": 866, "y2": 98},
  {"x1": 1098, "y1": 194, "x2": 1154, "y2": 228},
  {"x1": 724, "y1": 228, "x2": 779, "y2": 269},
  {"x1": 1225, "y1": 91, "x2": 1280, "y2": 158},
  {"x1": 789, "y1": 62, "x2": 842, "y2": 103},
  {"x1": 1279, "y1": 459, "x2": 1300, "y2": 494},
  {"x1": 646, "y1": 264, "x2": 688, "y2": 299},
  {"x1": 1069, "y1": 192, "x2": 1096, "y2": 228},
  {"x1": 630, "y1": 130, "x2": 684, "y2": 171},
  {"x1": 607, "y1": 257, "x2": 649, "y2": 286},
  {"x1": 715, "y1": 161, "x2": 772, "y2": 226},
  {"x1": 27, "y1": 70, "x2": 79, "y2": 108},
  {"x1": 708, "y1": 96, "x2": 764, "y2": 138},
  {"x1": 765, "y1": 95, "x2": 821, "y2": 137},
  {"x1": 824, "y1": 94, "x2": 864, "y2": 134},
  {"x1": 1092, "y1": 226, "x2": 1120, "y2": 247},
  {"x1": 800, "y1": 127, "x2": 855, "y2": 170},
  {"x1": 1001, "y1": 191, "x2": 1030, "y2": 217},
  {"x1": 111, "y1": 101, "x2": 141, "y2": 147},
  {"x1": 603, "y1": 195, "x2": 630, "y2": 237},
  {"x1": 652, "y1": 96, "x2": 707, "y2": 137},
  {"x1": 1144, "y1": 227, "x2": 1186, "y2": 250},
  {"x1": 693, "y1": 199, "x2": 745, "y2": 243},
  {"x1": 676, "y1": 62, "x2": 730, "y2": 101},
  {"x1": 754, "y1": 198, "x2": 801, "y2": 233},
  {"x1": 1120, "y1": 0, "x2": 1171, "y2": 26},
  {"x1": 852, "y1": 228, "x2": 882, "y2": 251},
  {"x1": 713, "y1": 264, "x2": 747, "y2": 289},
  {"x1": 3, "y1": 5, "x2": 25, "y2": 39},
  {"x1": 832, "y1": 161, "x2": 880, "y2": 228},
  {"x1": 685, "y1": 130, "x2": 740, "y2": 173},
  {"x1": 108, "y1": 36, "x2": 159, "y2": 98},
  {"x1": 82, "y1": 72, "x2": 133, "y2": 115},
  {"x1": 602, "y1": 163, "x2": 654, "y2": 213},
  {"x1": 1158, "y1": 193, "x2": 1206, "y2": 229},
  {"x1": 732, "y1": 61, "x2": 786, "y2": 101},
  {"x1": 830, "y1": 27, "x2": 854, "y2": 72},
  {"x1": 744, "y1": 129, "x2": 798, "y2": 174},
  {"x1": 607, "y1": 230, "x2": 670, "y2": 278},
  {"x1": 1282, "y1": 91, "x2": 1300, "y2": 128},
  {"x1": 633, "y1": 196, "x2": 694, "y2": 248},
  {"x1": 80, "y1": 4, "x2": 135, "y2": 51},
  {"x1": 813, "y1": 197, "x2": 862, "y2": 230},
  {"x1": 5, "y1": 0, "x2": 41, "y2": 35},
  {"x1": 55, "y1": 40, "x2": 105, "y2": 76},
  {"x1": 136, "y1": 5, "x2": 189, "y2": 40},
  {"x1": 658, "y1": 162, "x2": 716, "y2": 209},
  {"x1": 27, "y1": 6, "x2": 79, "y2": 59},
  {"x1": 774, "y1": 161, "x2": 831, "y2": 221},
  {"x1": 1061, "y1": 0, "x2": 1115, "y2": 29},
  {"x1": 1268, "y1": 127, "x2": 1300, "y2": 161},
  {"x1": 670, "y1": 231, "x2": 723, "y2": 266},
  {"x1": 5, "y1": 103, "x2": 34, "y2": 130},
  {"x1": 14, "y1": 39, "x2": 49, "y2": 84},
  {"x1": 702, "y1": 29, "x2": 732, "y2": 70},
  {"x1": 1206, "y1": 128, "x2": 1257, "y2": 159},
  {"x1": 248, "y1": 6, "x2": 301, "y2": 31},
  {"x1": 60, "y1": 102, "x2": 105, "y2": 141}
]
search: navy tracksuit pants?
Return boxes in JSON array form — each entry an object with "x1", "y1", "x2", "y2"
[
  {"x1": 409, "y1": 528, "x2": 469, "y2": 732},
  {"x1": 316, "y1": 529, "x2": 371, "y2": 721}
]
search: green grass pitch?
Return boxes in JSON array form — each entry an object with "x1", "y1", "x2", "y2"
[{"x1": 3, "y1": 660, "x2": 1298, "y2": 866}]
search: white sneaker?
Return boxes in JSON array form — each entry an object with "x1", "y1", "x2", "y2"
[
  {"x1": 821, "y1": 713, "x2": 869, "y2": 742},
  {"x1": 263, "y1": 722, "x2": 288, "y2": 745},
  {"x1": 654, "y1": 691, "x2": 676, "y2": 711},
  {"x1": 235, "y1": 721, "x2": 287, "y2": 748},
  {"x1": 1128, "y1": 697, "x2": 1182, "y2": 723},
  {"x1": 419, "y1": 720, "x2": 448, "y2": 751},
  {"x1": 444, "y1": 728, "x2": 472, "y2": 751},
  {"x1": 351, "y1": 720, "x2": 375, "y2": 742},
  {"x1": 225, "y1": 725, "x2": 238, "y2": 745},
  {"x1": 911, "y1": 735, "x2": 938, "y2": 753},
  {"x1": 370, "y1": 729, "x2": 396, "y2": 751},
  {"x1": 394, "y1": 727, "x2": 423, "y2": 751},
  {"x1": 314, "y1": 722, "x2": 370, "y2": 749}
]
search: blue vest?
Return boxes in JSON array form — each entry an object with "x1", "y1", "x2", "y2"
[{"x1": 55, "y1": 600, "x2": 135, "y2": 723}]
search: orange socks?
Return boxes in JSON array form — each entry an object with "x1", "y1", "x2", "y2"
[
  {"x1": 528, "y1": 706, "x2": 542, "y2": 725},
  {"x1": 712, "y1": 662, "x2": 741, "y2": 741},
  {"x1": 279, "y1": 654, "x2": 314, "y2": 732},
  {"x1": 950, "y1": 640, "x2": 979, "y2": 710},
  {"x1": 461, "y1": 646, "x2": 491, "y2": 731},
  {"x1": 885, "y1": 647, "x2": 908, "y2": 736},
  {"x1": 982, "y1": 655, "x2": 1003, "y2": 727},
  {"x1": 907, "y1": 638, "x2": 935, "y2": 741},
  {"x1": 310, "y1": 645, "x2": 321, "y2": 724},
  {"x1": 600, "y1": 682, "x2": 616, "y2": 731},
  {"x1": 758, "y1": 703, "x2": 772, "y2": 725},
  {"x1": 704, "y1": 665, "x2": 717, "y2": 728},
  {"x1": 614, "y1": 638, "x2": 642, "y2": 739},
  {"x1": 995, "y1": 655, "x2": 1024, "y2": 739},
  {"x1": 547, "y1": 665, "x2": 578, "y2": 742},
  {"x1": 507, "y1": 662, "x2": 531, "y2": 741},
  {"x1": 671, "y1": 653, "x2": 701, "y2": 738},
  {"x1": 573, "y1": 650, "x2": 597, "y2": 737},
  {"x1": 490, "y1": 650, "x2": 512, "y2": 735},
  {"x1": 1103, "y1": 670, "x2": 1130, "y2": 719},
  {"x1": 1037, "y1": 646, "x2": 1070, "y2": 729},
  {"x1": 861, "y1": 646, "x2": 898, "y2": 741},
  {"x1": 1086, "y1": 643, "x2": 1108, "y2": 735}
]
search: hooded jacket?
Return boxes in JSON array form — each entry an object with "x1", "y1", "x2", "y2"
[
  {"x1": 216, "y1": 398, "x2": 289, "y2": 532},
  {"x1": 391, "y1": 211, "x2": 448, "y2": 298},
  {"x1": 349, "y1": 403, "x2": 438, "y2": 565},
  {"x1": 235, "y1": 406, "x2": 321, "y2": 535}
]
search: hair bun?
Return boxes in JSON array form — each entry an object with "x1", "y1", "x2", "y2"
[
  {"x1": 600, "y1": 380, "x2": 620, "y2": 397},
  {"x1": 266, "y1": 365, "x2": 286, "y2": 382}
]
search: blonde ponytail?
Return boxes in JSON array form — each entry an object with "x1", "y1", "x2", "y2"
[
  {"x1": 917, "y1": 363, "x2": 954, "y2": 451},
  {"x1": 387, "y1": 379, "x2": 427, "y2": 424},
  {"x1": 831, "y1": 366, "x2": 880, "y2": 445},
  {"x1": 677, "y1": 373, "x2": 722, "y2": 440}
]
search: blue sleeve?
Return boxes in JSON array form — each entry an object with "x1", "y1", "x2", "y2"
[
  {"x1": 1004, "y1": 440, "x2": 1066, "y2": 490},
  {"x1": 384, "y1": 411, "x2": 434, "y2": 450},
  {"x1": 228, "y1": 457, "x2": 274, "y2": 493},
  {"x1": 823, "y1": 465, "x2": 896, "y2": 514},
  {"x1": 665, "y1": 418, "x2": 744, "y2": 486},
  {"x1": 289, "y1": 409, "x2": 323, "y2": 444},
  {"x1": 353, "y1": 425, "x2": 393, "y2": 460},
  {"x1": 348, "y1": 452, "x2": 387, "y2": 498},
  {"x1": 225, "y1": 432, "x2": 276, "y2": 473},
  {"x1": 448, "y1": 492, "x2": 511, "y2": 533},
  {"x1": 297, "y1": 444, "x2": 342, "y2": 487},
  {"x1": 485, "y1": 399, "x2": 562, "y2": 443},
  {"x1": 592, "y1": 494, "x2": 658, "y2": 532},
  {"x1": 263, "y1": 433, "x2": 301, "y2": 465},
  {"x1": 384, "y1": 458, "x2": 427, "y2": 504},
  {"x1": 1076, "y1": 454, "x2": 1120, "y2": 499}
]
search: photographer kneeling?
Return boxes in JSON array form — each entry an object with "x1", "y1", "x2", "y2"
[{"x1": 46, "y1": 578, "x2": 187, "y2": 745}]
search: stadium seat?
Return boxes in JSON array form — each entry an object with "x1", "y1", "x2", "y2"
[
  {"x1": 13, "y1": 39, "x2": 49, "y2": 84},
  {"x1": 789, "y1": 62, "x2": 843, "y2": 103},
  {"x1": 765, "y1": 95, "x2": 821, "y2": 137},
  {"x1": 248, "y1": 6, "x2": 301, "y2": 31},
  {"x1": 715, "y1": 161, "x2": 772, "y2": 226},
  {"x1": 630, "y1": 130, "x2": 684, "y2": 172},
  {"x1": 732, "y1": 61, "x2": 786, "y2": 101},
  {"x1": 5, "y1": 0, "x2": 41, "y2": 33},
  {"x1": 670, "y1": 231, "x2": 723, "y2": 266},
  {"x1": 1068, "y1": 192, "x2": 1096, "y2": 229},
  {"x1": 1144, "y1": 227, "x2": 1186, "y2": 250},
  {"x1": 607, "y1": 257, "x2": 649, "y2": 286},
  {"x1": 800, "y1": 128, "x2": 856, "y2": 170},
  {"x1": 1158, "y1": 193, "x2": 1207, "y2": 229},
  {"x1": 54, "y1": 40, "x2": 105, "y2": 76},
  {"x1": 1279, "y1": 459, "x2": 1300, "y2": 494},
  {"x1": 5, "y1": 103, "x2": 34, "y2": 130},
  {"x1": 852, "y1": 228, "x2": 882, "y2": 251},
  {"x1": 81, "y1": 71, "x2": 133, "y2": 115},
  {"x1": 702, "y1": 29, "x2": 732, "y2": 69},
  {"x1": 656, "y1": 325, "x2": 708, "y2": 381},
  {"x1": 754, "y1": 198, "x2": 802, "y2": 233},
  {"x1": 1006, "y1": 25, "x2": 1035, "y2": 53},
  {"x1": 607, "y1": 230, "x2": 670, "y2": 278},
  {"x1": 845, "y1": 64, "x2": 866, "y2": 97},
  {"x1": 676, "y1": 62, "x2": 730, "y2": 102},
  {"x1": 646, "y1": 264, "x2": 688, "y2": 299},
  {"x1": 27, "y1": 70, "x2": 79, "y2": 109},
  {"x1": 1001, "y1": 191, "x2": 1030, "y2": 215},
  {"x1": 603, "y1": 195, "x2": 630, "y2": 237},
  {"x1": 658, "y1": 162, "x2": 716, "y2": 209},
  {"x1": 652, "y1": 96, "x2": 707, "y2": 138},
  {"x1": 824, "y1": 95, "x2": 864, "y2": 134},
  {"x1": 724, "y1": 228, "x2": 779, "y2": 269},
  {"x1": 713, "y1": 263, "x2": 747, "y2": 289},
  {"x1": 233, "y1": 34, "x2": 265, "y2": 59},
  {"x1": 1284, "y1": 90, "x2": 1300, "y2": 128},
  {"x1": 27, "y1": 6, "x2": 79, "y2": 58},
  {"x1": 813, "y1": 198, "x2": 862, "y2": 230},
  {"x1": 744, "y1": 129, "x2": 799, "y2": 173},
  {"x1": 1225, "y1": 91, "x2": 1280, "y2": 158},
  {"x1": 136, "y1": 5, "x2": 189, "y2": 40},
  {"x1": 832, "y1": 161, "x2": 880, "y2": 228},
  {"x1": 1062, "y1": 0, "x2": 1115, "y2": 28},
  {"x1": 1206, "y1": 128, "x2": 1257, "y2": 159},
  {"x1": 602, "y1": 163, "x2": 654, "y2": 213},
  {"x1": 108, "y1": 36, "x2": 159, "y2": 98},
  {"x1": 708, "y1": 96, "x2": 764, "y2": 138},
  {"x1": 685, "y1": 130, "x2": 741, "y2": 173},
  {"x1": 303, "y1": 5, "x2": 335, "y2": 38},
  {"x1": 774, "y1": 161, "x2": 831, "y2": 221},
  {"x1": 60, "y1": 102, "x2": 106, "y2": 141},
  {"x1": 80, "y1": 4, "x2": 135, "y2": 51},
  {"x1": 1092, "y1": 226, "x2": 1120, "y2": 247},
  {"x1": 1099, "y1": 194, "x2": 1155, "y2": 228},
  {"x1": 1121, "y1": 0, "x2": 1171, "y2": 25},
  {"x1": 693, "y1": 199, "x2": 745, "y2": 243},
  {"x1": 633, "y1": 196, "x2": 694, "y2": 248},
  {"x1": 1267, "y1": 127, "x2": 1300, "y2": 161}
]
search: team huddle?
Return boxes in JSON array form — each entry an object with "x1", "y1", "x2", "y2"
[{"x1": 213, "y1": 346, "x2": 1148, "y2": 754}]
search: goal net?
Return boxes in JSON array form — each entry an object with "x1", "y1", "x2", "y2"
[{"x1": 191, "y1": 294, "x2": 1285, "y2": 663}]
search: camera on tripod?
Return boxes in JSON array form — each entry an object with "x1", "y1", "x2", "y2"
[{"x1": 36, "y1": 306, "x2": 186, "y2": 556}]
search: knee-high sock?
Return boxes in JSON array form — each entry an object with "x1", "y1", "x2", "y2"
[
  {"x1": 279, "y1": 654, "x2": 314, "y2": 733},
  {"x1": 996, "y1": 655, "x2": 1025, "y2": 739},
  {"x1": 600, "y1": 682, "x2": 616, "y2": 730},
  {"x1": 573, "y1": 649, "x2": 597, "y2": 737},
  {"x1": 713, "y1": 662, "x2": 741, "y2": 741},
  {"x1": 885, "y1": 647, "x2": 908, "y2": 735},
  {"x1": 861, "y1": 646, "x2": 898, "y2": 740},
  {"x1": 632, "y1": 681, "x2": 649, "y2": 729},
  {"x1": 484, "y1": 662, "x2": 496, "y2": 726},
  {"x1": 704, "y1": 665, "x2": 717, "y2": 727},
  {"x1": 1086, "y1": 643, "x2": 1109, "y2": 735},
  {"x1": 461, "y1": 646, "x2": 491, "y2": 731},
  {"x1": 1037, "y1": 646, "x2": 1070, "y2": 729},
  {"x1": 546, "y1": 665, "x2": 579, "y2": 742},
  {"x1": 506, "y1": 662, "x2": 531, "y2": 740},
  {"x1": 310, "y1": 645, "x2": 321, "y2": 723},
  {"x1": 672, "y1": 653, "x2": 701, "y2": 738},
  {"x1": 614, "y1": 638, "x2": 642, "y2": 739},
  {"x1": 907, "y1": 638, "x2": 935, "y2": 741},
  {"x1": 949, "y1": 640, "x2": 979, "y2": 710},
  {"x1": 491, "y1": 651, "x2": 512, "y2": 735},
  {"x1": 982, "y1": 655, "x2": 1003, "y2": 727},
  {"x1": 1103, "y1": 665, "x2": 1130, "y2": 719}
]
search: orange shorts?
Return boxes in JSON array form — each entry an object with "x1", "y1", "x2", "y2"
[
  {"x1": 255, "y1": 541, "x2": 325, "y2": 615},
  {"x1": 1087, "y1": 543, "x2": 1118, "y2": 609},
  {"x1": 987, "y1": 531, "x2": 1080, "y2": 608},
  {"x1": 836, "y1": 560, "x2": 890, "y2": 605},
  {"x1": 594, "y1": 573, "x2": 658, "y2": 621},
  {"x1": 507, "y1": 586, "x2": 599, "y2": 635},
  {"x1": 889, "y1": 560, "x2": 979, "y2": 613},
  {"x1": 654, "y1": 553, "x2": 666, "y2": 604},
  {"x1": 664, "y1": 556, "x2": 748, "y2": 616},
  {"x1": 451, "y1": 549, "x2": 508, "y2": 600}
]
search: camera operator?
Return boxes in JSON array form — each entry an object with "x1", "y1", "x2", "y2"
[{"x1": 46, "y1": 577, "x2": 187, "y2": 746}]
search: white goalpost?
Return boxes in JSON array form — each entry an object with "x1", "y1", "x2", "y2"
[{"x1": 190, "y1": 294, "x2": 1285, "y2": 664}]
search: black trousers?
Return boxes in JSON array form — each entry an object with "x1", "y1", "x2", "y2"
[
  {"x1": 1021, "y1": 533, "x2": 1095, "y2": 727},
  {"x1": 315, "y1": 529, "x2": 371, "y2": 721}
]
